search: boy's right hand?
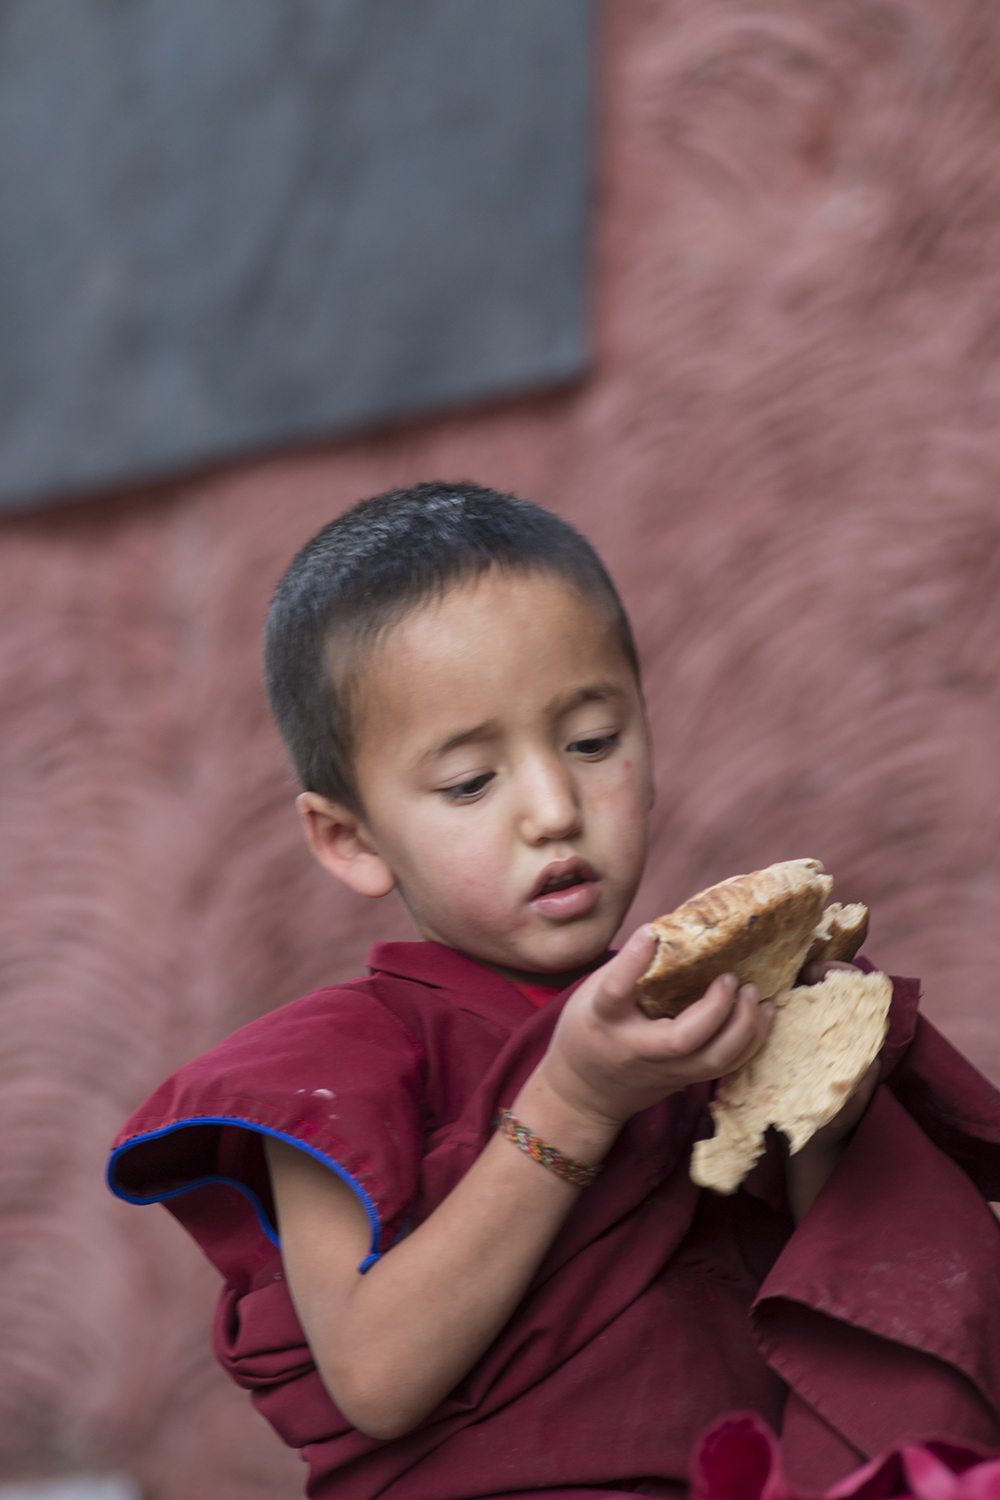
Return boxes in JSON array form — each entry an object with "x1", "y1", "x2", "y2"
[{"x1": 533, "y1": 925, "x2": 773, "y2": 1134}]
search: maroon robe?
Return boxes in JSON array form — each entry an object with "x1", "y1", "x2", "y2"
[{"x1": 108, "y1": 943, "x2": 1000, "y2": 1498}]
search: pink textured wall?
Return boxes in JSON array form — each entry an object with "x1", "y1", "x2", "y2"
[{"x1": 4, "y1": 0, "x2": 1000, "y2": 1492}]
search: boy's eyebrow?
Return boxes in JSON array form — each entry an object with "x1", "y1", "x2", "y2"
[
  {"x1": 550, "y1": 682, "x2": 626, "y2": 714},
  {"x1": 420, "y1": 720, "x2": 501, "y2": 763}
]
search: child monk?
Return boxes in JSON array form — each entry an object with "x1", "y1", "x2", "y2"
[{"x1": 109, "y1": 483, "x2": 1000, "y2": 1498}]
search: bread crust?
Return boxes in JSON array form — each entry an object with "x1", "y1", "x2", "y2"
[{"x1": 636, "y1": 859, "x2": 835, "y2": 1018}]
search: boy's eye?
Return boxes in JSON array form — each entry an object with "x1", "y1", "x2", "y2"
[
  {"x1": 569, "y1": 733, "x2": 619, "y2": 758},
  {"x1": 440, "y1": 772, "x2": 494, "y2": 802}
]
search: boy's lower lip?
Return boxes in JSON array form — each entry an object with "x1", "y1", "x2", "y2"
[{"x1": 530, "y1": 879, "x2": 599, "y2": 919}]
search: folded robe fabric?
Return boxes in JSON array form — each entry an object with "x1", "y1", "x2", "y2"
[{"x1": 108, "y1": 943, "x2": 1000, "y2": 1499}]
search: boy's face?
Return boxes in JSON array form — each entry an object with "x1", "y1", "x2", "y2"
[{"x1": 312, "y1": 570, "x2": 652, "y2": 977}]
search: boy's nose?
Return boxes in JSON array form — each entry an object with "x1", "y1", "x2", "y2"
[{"x1": 518, "y1": 761, "x2": 583, "y2": 844}]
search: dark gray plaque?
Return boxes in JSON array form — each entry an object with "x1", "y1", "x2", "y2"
[{"x1": 0, "y1": 0, "x2": 592, "y2": 509}]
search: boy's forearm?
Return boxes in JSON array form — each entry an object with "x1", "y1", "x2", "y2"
[
  {"x1": 338, "y1": 1135, "x2": 589, "y2": 1435},
  {"x1": 783, "y1": 1062, "x2": 880, "y2": 1222},
  {"x1": 784, "y1": 1141, "x2": 843, "y2": 1223},
  {"x1": 272, "y1": 1077, "x2": 620, "y2": 1440}
]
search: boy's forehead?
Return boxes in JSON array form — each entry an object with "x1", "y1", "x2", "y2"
[
  {"x1": 354, "y1": 571, "x2": 636, "y2": 740},
  {"x1": 380, "y1": 570, "x2": 621, "y2": 672}
]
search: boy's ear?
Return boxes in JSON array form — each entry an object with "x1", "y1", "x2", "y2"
[{"x1": 296, "y1": 792, "x2": 397, "y2": 899}]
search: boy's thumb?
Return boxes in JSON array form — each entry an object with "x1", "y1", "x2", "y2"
[{"x1": 596, "y1": 924, "x2": 658, "y2": 1011}]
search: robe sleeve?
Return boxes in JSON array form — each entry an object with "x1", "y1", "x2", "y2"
[
  {"x1": 858, "y1": 957, "x2": 1000, "y2": 1195},
  {"x1": 107, "y1": 984, "x2": 427, "y2": 1286}
]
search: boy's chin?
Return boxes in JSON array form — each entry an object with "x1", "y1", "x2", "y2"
[
  {"x1": 421, "y1": 905, "x2": 626, "y2": 977},
  {"x1": 495, "y1": 924, "x2": 618, "y2": 978}
]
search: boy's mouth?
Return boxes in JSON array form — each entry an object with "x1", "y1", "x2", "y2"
[{"x1": 529, "y1": 859, "x2": 600, "y2": 918}]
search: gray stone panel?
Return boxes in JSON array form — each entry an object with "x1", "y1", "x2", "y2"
[
  {"x1": 0, "y1": 1484, "x2": 139, "y2": 1499},
  {"x1": 0, "y1": 0, "x2": 593, "y2": 509}
]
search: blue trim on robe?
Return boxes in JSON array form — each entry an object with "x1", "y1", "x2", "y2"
[{"x1": 107, "y1": 1116, "x2": 384, "y2": 1272}]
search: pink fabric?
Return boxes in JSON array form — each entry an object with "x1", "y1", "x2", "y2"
[
  {"x1": 691, "y1": 1411, "x2": 1000, "y2": 1500},
  {"x1": 109, "y1": 944, "x2": 1000, "y2": 1498}
]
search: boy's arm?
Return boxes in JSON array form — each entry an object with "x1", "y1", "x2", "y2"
[
  {"x1": 266, "y1": 927, "x2": 772, "y2": 1441},
  {"x1": 267, "y1": 1120, "x2": 595, "y2": 1441},
  {"x1": 783, "y1": 1058, "x2": 879, "y2": 1220}
]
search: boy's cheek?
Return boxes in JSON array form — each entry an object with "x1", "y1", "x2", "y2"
[
  {"x1": 587, "y1": 771, "x2": 652, "y2": 854},
  {"x1": 421, "y1": 845, "x2": 510, "y2": 918},
  {"x1": 592, "y1": 745, "x2": 651, "y2": 803}
]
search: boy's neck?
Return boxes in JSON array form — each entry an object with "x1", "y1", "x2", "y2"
[{"x1": 474, "y1": 953, "x2": 608, "y2": 991}]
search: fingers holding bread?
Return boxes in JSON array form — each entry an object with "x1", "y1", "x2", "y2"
[{"x1": 633, "y1": 977, "x2": 774, "y2": 1085}]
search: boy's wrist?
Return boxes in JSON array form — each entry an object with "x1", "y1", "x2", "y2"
[{"x1": 511, "y1": 1066, "x2": 623, "y2": 1168}]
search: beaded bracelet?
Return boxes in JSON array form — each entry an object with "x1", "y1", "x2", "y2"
[{"x1": 494, "y1": 1109, "x2": 602, "y2": 1188}]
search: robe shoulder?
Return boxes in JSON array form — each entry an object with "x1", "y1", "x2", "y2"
[{"x1": 107, "y1": 955, "x2": 532, "y2": 1283}]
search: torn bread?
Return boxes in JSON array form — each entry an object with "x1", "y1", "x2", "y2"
[
  {"x1": 690, "y1": 967, "x2": 892, "y2": 1194},
  {"x1": 637, "y1": 859, "x2": 837, "y2": 1019},
  {"x1": 803, "y1": 901, "x2": 869, "y2": 968}
]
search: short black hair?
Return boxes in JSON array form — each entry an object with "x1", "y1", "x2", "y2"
[{"x1": 264, "y1": 480, "x2": 638, "y2": 813}]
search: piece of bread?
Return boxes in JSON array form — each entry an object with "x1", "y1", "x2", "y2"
[
  {"x1": 802, "y1": 901, "x2": 869, "y2": 968},
  {"x1": 637, "y1": 859, "x2": 835, "y2": 1019},
  {"x1": 690, "y1": 967, "x2": 892, "y2": 1194}
]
